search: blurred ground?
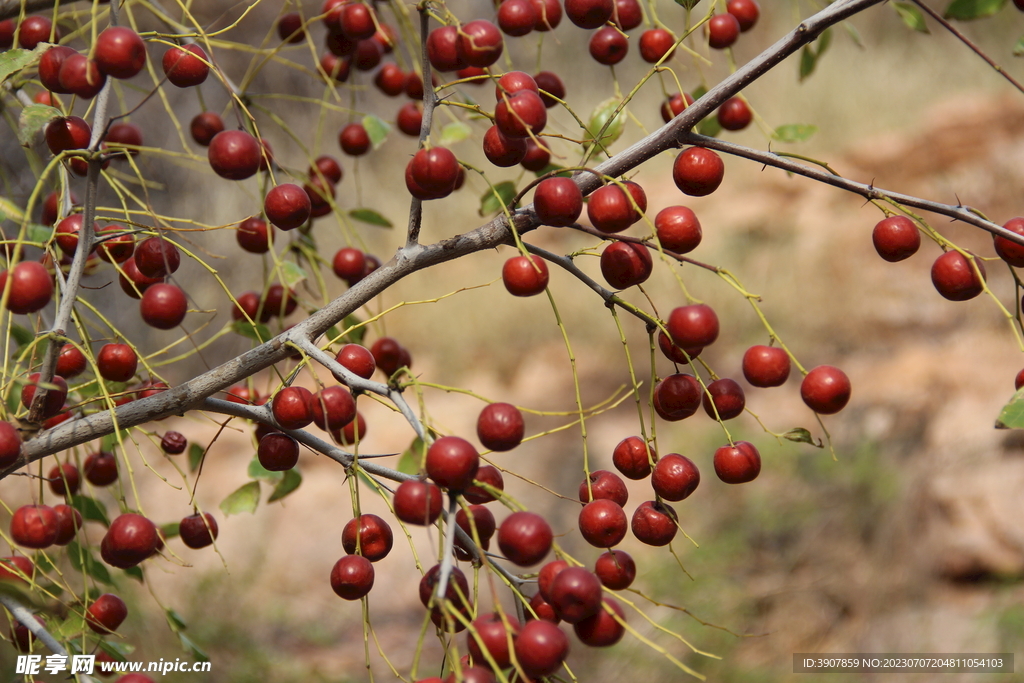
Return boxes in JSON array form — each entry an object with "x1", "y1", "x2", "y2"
[{"x1": 4, "y1": 1, "x2": 1024, "y2": 682}]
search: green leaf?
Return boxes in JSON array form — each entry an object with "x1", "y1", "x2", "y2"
[
  {"x1": 534, "y1": 163, "x2": 570, "y2": 178},
  {"x1": 479, "y1": 181, "x2": 517, "y2": 217},
  {"x1": 279, "y1": 261, "x2": 307, "y2": 288},
  {"x1": 697, "y1": 115, "x2": 721, "y2": 138},
  {"x1": 219, "y1": 481, "x2": 261, "y2": 516},
  {"x1": 9, "y1": 324, "x2": 33, "y2": 348},
  {"x1": 27, "y1": 223, "x2": 51, "y2": 244},
  {"x1": 52, "y1": 613, "x2": 87, "y2": 639},
  {"x1": 231, "y1": 319, "x2": 271, "y2": 343},
  {"x1": 439, "y1": 121, "x2": 471, "y2": 146},
  {"x1": 69, "y1": 495, "x2": 109, "y2": 527},
  {"x1": 338, "y1": 314, "x2": 366, "y2": 344},
  {"x1": 188, "y1": 443, "x2": 204, "y2": 472},
  {"x1": 799, "y1": 45, "x2": 817, "y2": 81},
  {"x1": 843, "y1": 21, "x2": 865, "y2": 48},
  {"x1": 996, "y1": 388, "x2": 1024, "y2": 428},
  {"x1": 123, "y1": 566, "x2": 144, "y2": 582},
  {"x1": 160, "y1": 522, "x2": 180, "y2": 540},
  {"x1": 944, "y1": 0, "x2": 1007, "y2": 20},
  {"x1": 178, "y1": 632, "x2": 209, "y2": 662},
  {"x1": 349, "y1": 208, "x2": 393, "y2": 228},
  {"x1": 362, "y1": 114, "x2": 391, "y2": 149},
  {"x1": 0, "y1": 44, "x2": 48, "y2": 86},
  {"x1": 817, "y1": 27, "x2": 833, "y2": 57},
  {"x1": 100, "y1": 429, "x2": 130, "y2": 452},
  {"x1": 1014, "y1": 36, "x2": 1024, "y2": 56},
  {"x1": 772, "y1": 124, "x2": 819, "y2": 143},
  {"x1": 18, "y1": 104, "x2": 60, "y2": 147},
  {"x1": 66, "y1": 542, "x2": 114, "y2": 586},
  {"x1": 673, "y1": 0, "x2": 701, "y2": 8},
  {"x1": 398, "y1": 436, "x2": 425, "y2": 474},
  {"x1": 165, "y1": 608, "x2": 188, "y2": 631},
  {"x1": 268, "y1": 468, "x2": 302, "y2": 502},
  {"x1": 248, "y1": 457, "x2": 284, "y2": 481},
  {"x1": 98, "y1": 639, "x2": 134, "y2": 661},
  {"x1": 0, "y1": 197, "x2": 26, "y2": 224},
  {"x1": 585, "y1": 97, "x2": 627, "y2": 151},
  {"x1": 783, "y1": 428, "x2": 820, "y2": 446},
  {"x1": 893, "y1": 2, "x2": 930, "y2": 32}
]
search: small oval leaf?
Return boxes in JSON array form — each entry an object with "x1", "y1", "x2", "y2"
[
  {"x1": 439, "y1": 121, "x2": 471, "y2": 146},
  {"x1": 479, "y1": 181, "x2": 517, "y2": 217},
  {"x1": 772, "y1": 124, "x2": 819, "y2": 143},
  {"x1": 362, "y1": 114, "x2": 391, "y2": 149},
  {"x1": 892, "y1": 2, "x2": 930, "y2": 32},
  {"x1": 349, "y1": 208, "x2": 393, "y2": 227},
  {"x1": 944, "y1": 0, "x2": 1007, "y2": 20},
  {"x1": 280, "y1": 261, "x2": 307, "y2": 288},
  {"x1": 586, "y1": 97, "x2": 626, "y2": 151},
  {"x1": 268, "y1": 468, "x2": 302, "y2": 502},
  {"x1": 219, "y1": 481, "x2": 261, "y2": 516},
  {"x1": 18, "y1": 104, "x2": 60, "y2": 147}
]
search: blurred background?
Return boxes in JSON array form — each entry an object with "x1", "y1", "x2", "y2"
[{"x1": 3, "y1": 0, "x2": 1024, "y2": 681}]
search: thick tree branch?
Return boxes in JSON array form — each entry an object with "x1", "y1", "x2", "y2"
[
  {"x1": 0, "y1": 593, "x2": 66, "y2": 656},
  {"x1": 0, "y1": 0, "x2": 54, "y2": 21},
  {"x1": 677, "y1": 132, "x2": 1024, "y2": 245}
]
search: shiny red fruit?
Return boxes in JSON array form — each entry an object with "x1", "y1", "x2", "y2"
[
  {"x1": 330, "y1": 555, "x2": 374, "y2": 600},
  {"x1": 707, "y1": 13, "x2": 741, "y2": 49},
  {"x1": 101, "y1": 513, "x2": 160, "y2": 568},
  {"x1": 264, "y1": 184, "x2": 311, "y2": 230},
  {"x1": 612, "y1": 436, "x2": 653, "y2": 480},
  {"x1": 162, "y1": 44, "x2": 209, "y2": 87},
  {"x1": 502, "y1": 255, "x2": 549, "y2": 296},
  {"x1": 565, "y1": 0, "x2": 613, "y2": 28},
  {"x1": 498, "y1": 511, "x2": 552, "y2": 566},
  {"x1": 86, "y1": 594, "x2": 128, "y2": 633},
  {"x1": 653, "y1": 373, "x2": 702, "y2": 421},
  {"x1": 272, "y1": 386, "x2": 315, "y2": 430},
  {"x1": 393, "y1": 480, "x2": 443, "y2": 525},
  {"x1": 208, "y1": 130, "x2": 261, "y2": 181},
  {"x1": 574, "y1": 598, "x2": 625, "y2": 647},
  {"x1": 742, "y1": 345, "x2": 791, "y2": 387},
  {"x1": 655, "y1": 206, "x2": 702, "y2": 253},
  {"x1": 0, "y1": 262, "x2": 53, "y2": 314},
  {"x1": 258, "y1": 433, "x2": 299, "y2": 471},
  {"x1": 651, "y1": 453, "x2": 700, "y2": 501},
  {"x1": 800, "y1": 365, "x2": 851, "y2": 414},
  {"x1": 534, "y1": 177, "x2": 582, "y2": 227},
  {"x1": 20, "y1": 373, "x2": 67, "y2": 419},
  {"x1": 514, "y1": 620, "x2": 569, "y2": 678},
  {"x1": 180, "y1": 512, "x2": 220, "y2": 549},
  {"x1": 673, "y1": 147, "x2": 725, "y2": 196},
  {"x1": 140, "y1": 284, "x2": 188, "y2": 329},
  {"x1": 11, "y1": 505, "x2": 57, "y2": 549},
  {"x1": 342, "y1": 514, "x2": 394, "y2": 561},
  {"x1": 714, "y1": 441, "x2": 761, "y2": 484},
  {"x1": 95, "y1": 27, "x2": 147, "y2": 79},
  {"x1": 190, "y1": 112, "x2": 224, "y2": 146},
  {"x1": 579, "y1": 469, "x2": 628, "y2": 506},
  {"x1": 717, "y1": 97, "x2": 752, "y2": 131},
  {"x1": 702, "y1": 378, "x2": 745, "y2": 420},
  {"x1": 477, "y1": 402, "x2": 525, "y2": 451},
  {"x1": 579, "y1": 499, "x2": 627, "y2": 548},
  {"x1": 931, "y1": 251, "x2": 986, "y2": 301},
  {"x1": 631, "y1": 500, "x2": 677, "y2": 546},
  {"x1": 97, "y1": 343, "x2": 138, "y2": 383},
  {"x1": 667, "y1": 303, "x2": 719, "y2": 348},
  {"x1": 594, "y1": 549, "x2": 635, "y2": 590}
]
